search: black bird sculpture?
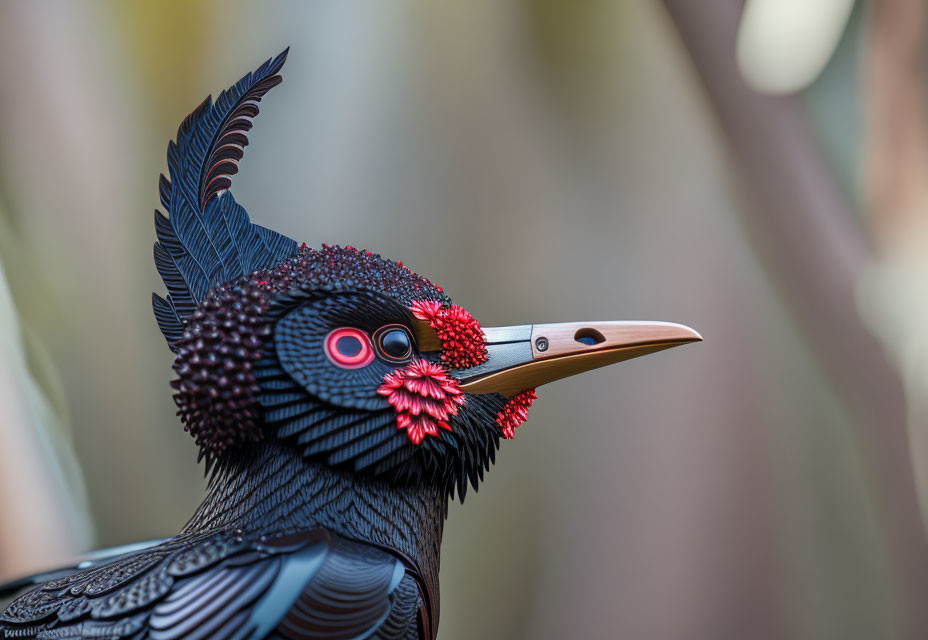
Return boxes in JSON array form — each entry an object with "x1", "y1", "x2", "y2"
[{"x1": 0, "y1": 50, "x2": 700, "y2": 639}]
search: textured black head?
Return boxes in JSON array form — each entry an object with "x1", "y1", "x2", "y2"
[
  {"x1": 152, "y1": 50, "x2": 702, "y2": 503},
  {"x1": 153, "y1": 51, "x2": 513, "y2": 500}
]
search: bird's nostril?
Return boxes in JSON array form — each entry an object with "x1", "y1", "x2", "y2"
[{"x1": 574, "y1": 328, "x2": 606, "y2": 346}]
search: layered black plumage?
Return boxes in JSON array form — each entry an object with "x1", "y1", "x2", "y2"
[
  {"x1": 0, "y1": 50, "x2": 511, "y2": 639},
  {"x1": 152, "y1": 49, "x2": 297, "y2": 349},
  {"x1": 0, "y1": 527, "x2": 420, "y2": 639},
  {"x1": 0, "y1": 43, "x2": 703, "y2": 638}
]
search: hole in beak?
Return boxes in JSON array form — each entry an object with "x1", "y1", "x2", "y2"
[{"x1": 574, "y1": 328, "x2": 606, "y2": 346}]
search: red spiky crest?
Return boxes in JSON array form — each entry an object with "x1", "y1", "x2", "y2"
[
  {"x1": 410, "y1": 300, "x2": 488, "y2": 369},
  {"x1": 377, "y1": 360, "x2": 466, "y2": 444},
  {"x1": 496, "y1": 388, "x2": 537, "y2": 439}
]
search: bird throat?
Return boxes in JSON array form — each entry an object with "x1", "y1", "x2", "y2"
[{"x1": 181, "y1": 443, "x2": 446, "y2": 587}]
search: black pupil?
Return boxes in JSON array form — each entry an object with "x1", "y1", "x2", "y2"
[
  {"x1": 381, "y1": 329, "x2": 410, "y2": 358},
  {"x1": 336, "y1": 335, "x2": 362, "y2": 357}
]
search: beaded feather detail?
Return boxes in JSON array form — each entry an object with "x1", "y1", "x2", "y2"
[
  {"x1": 409, "y1": 300, "x2": 488, "y2": 369},
  {"x1": 496, "y1": 388, "x2": 537, "y2": 439}
]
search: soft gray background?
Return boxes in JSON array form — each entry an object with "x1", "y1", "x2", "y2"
[{"x1": 0, "y1": 2, "x2": 920, "y2": 639}]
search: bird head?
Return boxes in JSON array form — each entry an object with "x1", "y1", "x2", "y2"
[{"x1": 153, "y1": 50, "x2": 701, "y2": 500}]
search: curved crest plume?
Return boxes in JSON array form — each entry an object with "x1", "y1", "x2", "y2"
[{"x1": 152, "y1": 49, "x2": 297, "y2": 350}]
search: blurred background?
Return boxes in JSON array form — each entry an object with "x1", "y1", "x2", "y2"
[{"x1": 2, "y1": 1, "x2": 928, "y2": 638}]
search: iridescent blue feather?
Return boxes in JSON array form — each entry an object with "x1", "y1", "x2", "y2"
[{"x1": 152, "y1": 49, "x2": 297, "y2": 350}]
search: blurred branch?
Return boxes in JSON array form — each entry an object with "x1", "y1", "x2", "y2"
[
  {"x1": 864, "y1": 0, "x2": 928, "y2": 246},
  {"x1": 660, "y1": 1, "x2": 928, "y2": 637},
  {"x1": 859, "y1": 0, "x2": 928, "y2": 585}
]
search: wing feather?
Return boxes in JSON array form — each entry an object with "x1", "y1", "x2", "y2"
[{"x1": 0, "y1": 529, "x2": 422, "y2": 640}]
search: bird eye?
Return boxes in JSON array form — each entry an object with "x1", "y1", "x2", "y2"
[
  {"x1": 374, "y1": 325, "x2": 414, "y2": 363},
  {"x1": 325, "y1": 328, "x2": 375, "y2": 369}
]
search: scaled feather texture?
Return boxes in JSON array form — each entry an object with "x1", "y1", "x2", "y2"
[
  {"x1": 0, "y1": 47, "x2": 544, "y2": 640},
  {"x1": 153, "y1": 49, "x2": 297, "y2": 350}
]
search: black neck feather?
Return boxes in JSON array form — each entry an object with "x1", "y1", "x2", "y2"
[{"x1": 182, "y1": 442, "x2": 446, "y2": 587}]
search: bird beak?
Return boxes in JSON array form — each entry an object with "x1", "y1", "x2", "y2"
[{"x1": 448, "y1": 321, "x2": 702, "y2": 397}]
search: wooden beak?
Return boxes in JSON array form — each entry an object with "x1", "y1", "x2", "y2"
[{"x1": 453, "y1": 321, "x2": 702, "y2": 397}]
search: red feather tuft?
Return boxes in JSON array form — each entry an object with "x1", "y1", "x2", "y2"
[
  {"x1": 378, "y1": 360, "x2": 465, "y2": 444},
  {"x1": 410, "y1": 300, "x2": 488, "y2": 369},
  {"x1": 496, "y1": 388, "x2": 537, "y2": 439}
]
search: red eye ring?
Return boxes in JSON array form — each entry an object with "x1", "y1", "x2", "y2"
[{"x1": 325, "y1": 328, "x2": 375, "y2": 369}]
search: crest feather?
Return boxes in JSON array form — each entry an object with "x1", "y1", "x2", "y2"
[{"x1": 152, "y1": 49, "x2": 297, "y2": 350}]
